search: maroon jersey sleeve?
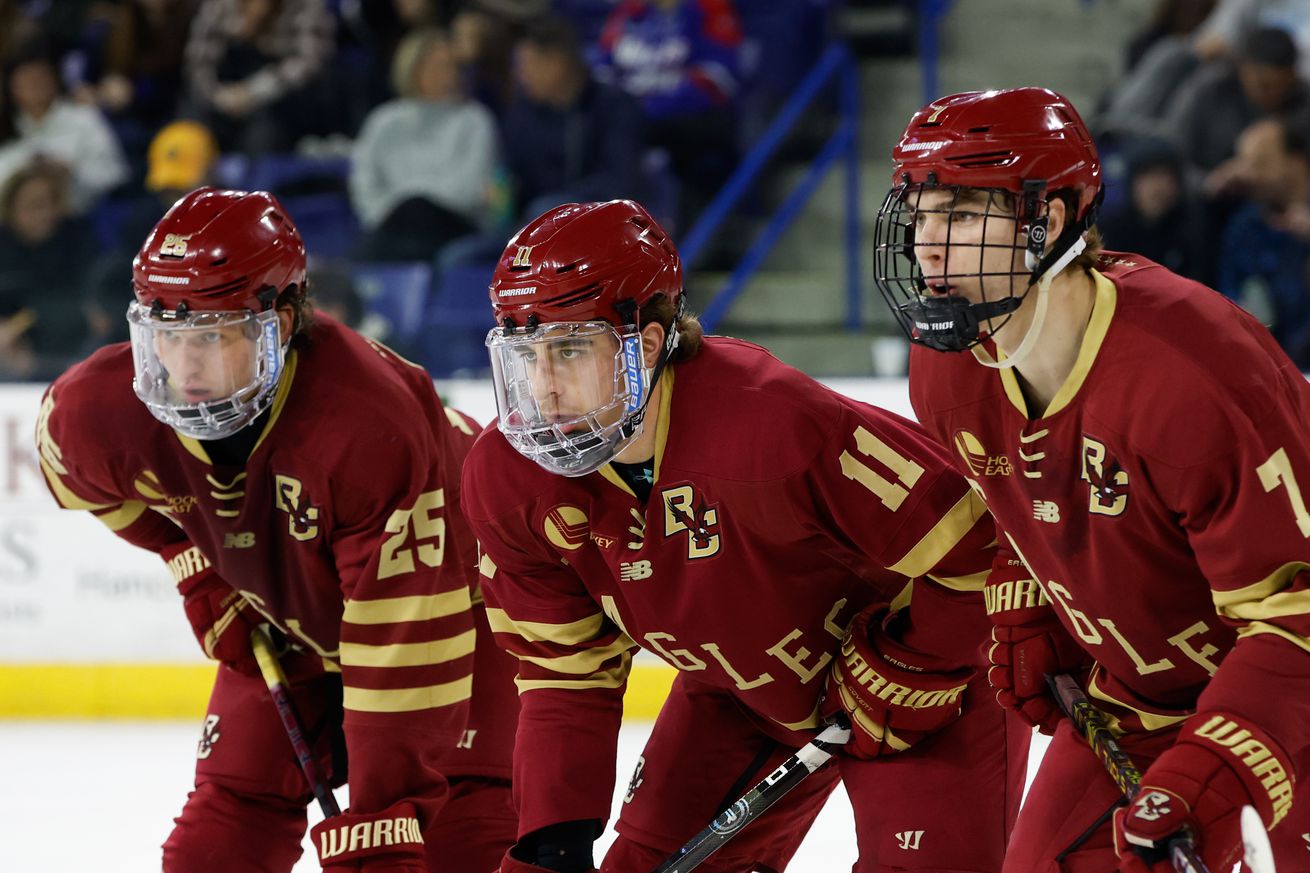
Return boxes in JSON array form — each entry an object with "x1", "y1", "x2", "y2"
[
  {"x1": 462, "y1": 436, "x2": 636, "y2": 839},
  {"x1": 37, "y1": 377, "x2": 191, "y2": 554},
  {"x1": 329, "y1": 350, "x2": 477, "y2": 825},
  {"x1": 1153, "y1": 365, "x2": 1310, "y2": 761},
  {"x1": 801, "y1": 399, "x2": 997, "y2": 669}
]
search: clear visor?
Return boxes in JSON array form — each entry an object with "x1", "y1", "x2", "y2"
[
  {"x1": 127, "y1": 302, "x2": 286, "y2": 440},
  {"x1": 486, "y1": 321, "x2": 649, "y2": 477}
]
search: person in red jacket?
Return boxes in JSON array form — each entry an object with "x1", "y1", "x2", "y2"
[
  {"x1": 461, "y1": 198, "x2": 1031, "y2": 873},
  {"x1": 872, "y1": 86, "x2": 1310, "y2": 871},
  {"x1": 36, "y1": 187, "x2": 518, "y2": 872}
]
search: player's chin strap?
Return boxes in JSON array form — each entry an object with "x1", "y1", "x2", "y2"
[
  {"x1": 971, "y1": 183, "x2": 1102, "y2": 371},
  {"x1": 969, "y1": 234, "x2": 1084, "y2": 371},
  {"x1": 614, "y1": 295, "x2": 683, "y2": 446}
]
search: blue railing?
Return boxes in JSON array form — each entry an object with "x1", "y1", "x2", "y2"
[
  {"x1": 679, "y1": 43, "x2": 863, "y2": 333},
  {"x1": 917, "y1": 0, "x2": 953, "y2": 104}
]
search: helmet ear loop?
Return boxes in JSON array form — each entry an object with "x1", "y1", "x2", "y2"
[{"x1": 1020, "y1": 180, "x2": 1049, "y2": 275}]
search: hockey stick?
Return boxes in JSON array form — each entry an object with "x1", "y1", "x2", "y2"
[
  {"x1": 650, "y1": 715, "x2": 852, "y2": 873},
  {"x1": 251, "y1": 625, "x2": 342, "y2": 819},
  {"x1": 1046, "y1": 673, "x2": 1276, "y2": 873}
]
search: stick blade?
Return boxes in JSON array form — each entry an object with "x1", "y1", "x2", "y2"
[{"x1": 1241, "y1": 804, "x2": 1277, "y2": 873}]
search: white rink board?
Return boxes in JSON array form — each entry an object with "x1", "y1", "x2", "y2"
[{"x1": 0, "y1": 378, "x2": 913, "y2": 663}]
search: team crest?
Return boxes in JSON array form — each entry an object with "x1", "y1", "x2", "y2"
[
  {"x1": 544, "y1": 504, "x2": 589, "y2": 551},
  {"x1": 953, "y1": 430, "x2": 1011, "y2": 477},
  {"x1": 1081, "y1": 436, "x2": 1129, "y2": 517},
  {"x1": 274, "y1": 474, "x2": 320, "y2": 540},
  {"x1": 661, "y1": 484, "x2": 721, "y2": 559}
]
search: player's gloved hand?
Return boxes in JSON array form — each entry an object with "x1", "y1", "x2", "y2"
[
  {"x1": 1112, "y1": 712, "x2": 1293, "y2": 873},
  {"x1": 162, "y1": 541, "x2": 261, "y2": 677},
  {"x1": 984, "y1": 556, "x2": 1089, "y2": 734},
  {"x1": 987, "y1": 624, "x2": 1088, "y2": 734},
  {"x1": 822, "y1": 603, "x2": 974, "y2": 758},
  {"x1": 311, "y1": 802, "x2": 426, "y2": 872}
]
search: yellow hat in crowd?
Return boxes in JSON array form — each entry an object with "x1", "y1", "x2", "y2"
[{"x1": 146, "y1": 121, "x2": 219, "y2": 192}]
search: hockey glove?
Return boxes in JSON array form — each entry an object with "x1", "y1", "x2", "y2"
[
  {"x1": 1113, "y1": 712, "x2": 1293, "y2": 873},
  {"x1": 162, "y1": 541, "x2": 261, "y2": 677},
  {"x1": 823, "y1": 603, "x2": 973, "y2": 758},
  {"x1": 984, "y1": 557, "x2": 1089, "y2": 734},
  {"x1": 311, "y1": 801, "x2": 426, "y2": 872}
]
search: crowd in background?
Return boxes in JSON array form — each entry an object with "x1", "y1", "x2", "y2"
[
  {"x1": 0, "y1": 0, "x2": 785, "y2": 379},
  {"x1": 8, "y1": 0, "x2": 1310, "y2": 381},
  {"x1": 1095, "y1": 0, "x2": 1310, "y2": 368}
]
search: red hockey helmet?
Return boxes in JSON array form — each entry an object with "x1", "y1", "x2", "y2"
[
  {"x1": 891, "y1": 87, "x2": 1101, "y2": 222},
  {"x1": 126, "y1": 188, "x2": 306, "y2": 440},
  {"x1": 489, "y1": 199, "x2": 682, "y2": 330},
  {"x1": 485, "y1": 200, "x2": 685, "y2": 477},
  {"x1": 873, "y1": 88, "x2": 1104, "y2": 353},
  {"x1": 132, "y1": 186, "x2": 306, "y2": 315}
]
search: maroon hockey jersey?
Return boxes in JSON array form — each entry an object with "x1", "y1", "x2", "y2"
[
  {"x1": 910, "y1": 252, "x2": 1310, "y2": 759},
  {"x1": 37, "y1": 316, "x2": 510, "y2": 825},
  {"x1": 462, "y1": 336, "x2": 1002, "y2": 837}
]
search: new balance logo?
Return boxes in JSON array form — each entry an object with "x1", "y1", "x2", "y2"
[
  {"x1": 620, "y1": 560, "x2": 653, "y2": 581},
  {"x1": 894, "y1": 830, "x2": 924, "y2": 850},
  {"x1": 1032, "y1": 500, "x2": 1061, "y2": 523}
]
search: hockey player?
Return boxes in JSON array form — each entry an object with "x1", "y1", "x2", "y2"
[
  {"x1": 36, "y1": 187, "x2": 518, "y2": 872},
  {"x1": 874, "y1": 86, "x2": 1310, "y2": 871},
  {"x1": 460, "y1": 199, "x2": 1031, "y2": 873}
]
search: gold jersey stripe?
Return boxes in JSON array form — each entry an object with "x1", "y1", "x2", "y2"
[
  {"x1": 40, "y1": 459, "x2": 114, "y2": 511},
  {"x1": 133, "y1": 479, "x2": 165, "y2": 500},
  {"x1": 343, "y1": 674, "x2": 472, "y2": 713},
  {"x1": 1213, "y1": 562, "x2": 1310, "y2": 615},
  {"x1": 95, "y1": 500, "x2": 148, "y2": 532},
  {"x1": 1237, "y1": 620, "x2": 1310, "y2": 656},
  {"x1": 340, "y1": 628, "x2": 476, "y2": 669},
  {"x1": 344, "y1": 588, "x2": 471, "y2": 626},
  {"x1": 515, "y1": 654, "x2": 632, "y2": 693},
  {"x1": 513, "y1": 633, "x2": 637, "y2": 675},
  {"x1": 478, "y1": 553, "x2": 497, "y2": 578},
  {"x1": 772, "y1": 700, "x2": 822, "y2": 732},
  {"x1": 925, "y1": 569, "x2": 989, "y2": 592},
  {"x1": 886, "y1": 489, "x2": 987, "y2": 578},
  {"x1": 444, "y1": 406, "x2": 474, "y2": 435},
  {"x1": 485, "y1": 608, "x2": 606, "y2": 645},
  {"x1": 1088, "y1": 669, "x2": 1188, "y2": 733}
]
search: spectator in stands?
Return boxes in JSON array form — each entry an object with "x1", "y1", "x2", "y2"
[
  {"x1": 0, "y1": 2, "x2": 42, "y2": 69},
  {"x1": 1163, "y1": 24, "x2": 1307, "y2": 173},
  {"x1": 0, "y1": 161, "x2": 99, "y2": 378},
  {"x1": 350, "y1": 27, "x2": 498, "y2": 262},
  {"x1": 1126, "y1": 0, "x2": 1217, "y2": 71},
  {"x1": 73, "y1": 0, "x2": 194, "y2": 136},
  {"x1": 450, "y1": 0, "x2": 532, "y2": 115},
  {"x1": 1216, "y1": 117, "x2": 1310, "y2": 366},
  {"x1": 503, "y1": 15, "x2": 645, "y2": 218},
  {"x1": 0, "y1": 47, "x2": 127, "y2": 213},
  {"x1": 592, "y1": 0, "x2": 743, "y2": 200},
  {"x1": 182, "y1": 0, "x2": 337, "y2": 154},
  {"x1": 84, "y1": 120, "x2": 221, "y2": 353},
  {"x1": 1099, "y1": 138, "x2": 1206, "y2": 280}
]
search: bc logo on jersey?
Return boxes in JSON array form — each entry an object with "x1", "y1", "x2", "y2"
[
  {"x1": 661, "y1": 485, "x2": 721, "y2": 559},
  {"x1": 1081, "y1": 436, "x2": 1129, "y2": 517}
]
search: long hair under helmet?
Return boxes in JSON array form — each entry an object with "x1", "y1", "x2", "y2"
[
  {"x1": 872, "y1": 87, "x2": 1103, "y2": 357},
  {"x1": 129, "y1": 187, "x2": 306, "y2": 439},
  {"x1": 486, "y1": 199, "x2": 684, "y2": 477}
]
